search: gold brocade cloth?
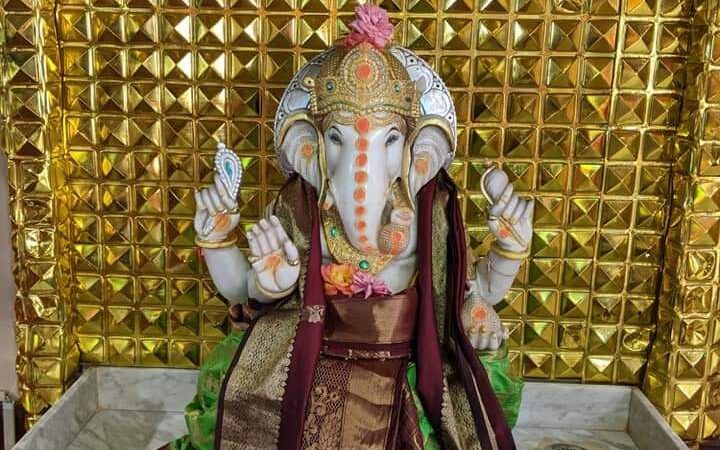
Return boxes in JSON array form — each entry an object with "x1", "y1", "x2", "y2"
[{"x1": 302, "y1": 290, "x2": 423, "y2": 450}]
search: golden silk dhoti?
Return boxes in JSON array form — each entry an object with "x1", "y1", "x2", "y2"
[{"x1": 301, "y1": 290, "x2": 424, "y2": 450}]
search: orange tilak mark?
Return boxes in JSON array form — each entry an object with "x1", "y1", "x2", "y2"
[
  {"x1": 355, "y1": 205, "x2": 366, "y2": 216},
  {"x1": 358, "y1": 235, "x2": 369, "y2": 244},
  {"x1": 323, "y1": 200, "x2": 333, "y2": 210},
  {"x1": 355, "y1": 116, "x2": 371, "y2": 134},
  {"x1": 499, "y1": 228, "x2": 510, "y2": 239},
  {"x1": 355, "y1": 153, "x2": 368, "y2": 167},
  {"x1": 356, "y1": 137, "x2": 369, "y2": 152},
  {"x1": 355, "y1": 220, "x2": 367, "y2": 231},
  {"x1": 356, "y1": 62, "x2": 372, "y2": 80},
  {"x1": 265, "y1": 254, "x2": 282, "y2": 270},
  {"x1": 354, "y1": 171, "x2": 368, "y2": 183},
  {"x1": 353, "y1": 188, "x2": 366, "y2": 202},
  {"x1": 300, "y1": 142, "x2": 313, "y2": 157}
]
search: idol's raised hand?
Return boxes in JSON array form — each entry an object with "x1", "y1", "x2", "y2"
[
  {"x1": 246, "y1": 216, "x2": 301, "y2": 301},
  {"x1": 194, "y1": 143, "x2": 242, "y2": 243},
  {"x1": 482, "y1": 168, "x2": 534, "y2": 254}
]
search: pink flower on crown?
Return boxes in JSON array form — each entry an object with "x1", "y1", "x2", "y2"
[
  {"x1": 344, "y1": 4, "x2": 394, "y2": 49},
  {"x1": 351, "y1": 271, "x2": 391, "y2": 299}
]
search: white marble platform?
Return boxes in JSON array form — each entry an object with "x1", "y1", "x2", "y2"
[{"x1": 12, "y1": 367, "x2": 686, "y2": 450}]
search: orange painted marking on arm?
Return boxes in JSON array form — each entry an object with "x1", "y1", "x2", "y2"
[
  {"x1": 213, "y1": 213, "x2": 230, "y2": 231},
  {"x1": 471, "y1": 305, "x2": 487, "y2": 321}
]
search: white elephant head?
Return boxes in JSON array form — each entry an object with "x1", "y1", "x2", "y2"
[{"x1": 273, "y1": 31, "x2": 456, "y2": 255}]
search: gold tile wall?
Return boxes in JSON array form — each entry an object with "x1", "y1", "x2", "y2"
[
  {"x1": 1, "y1": 0, "x2": 79, "y2": 425},
  {"x1": 445, "y1": 0, "x2": 686, "y2": 386},
  {"x1": 1, "y1": 0, "x2": 718, "y2": 440},
  {"x1": 643, "y1": 0, "x2": 720, "y2": 441}
]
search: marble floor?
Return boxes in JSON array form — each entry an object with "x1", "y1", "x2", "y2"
[
  {"x1": 66, "y1": 410, "x2": 185, "y2": 450},
  {"x1": 64, "y1": 409, "x2": 640, "y2": 450},
  {"x1": 514, "y1": 428, "x2": 639, "y2": 450}
]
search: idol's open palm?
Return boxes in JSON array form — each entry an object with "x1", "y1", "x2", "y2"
[{"x1": 246, "y1": 217, "x2": 301, "y2": 298}]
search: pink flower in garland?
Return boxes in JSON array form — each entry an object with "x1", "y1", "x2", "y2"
[
  {"x1": 344, "y1": 4, "x2": 394, "y2": 49},
  {"x1": 351, "y1": 271, "x2": 391, "y2": 299}
]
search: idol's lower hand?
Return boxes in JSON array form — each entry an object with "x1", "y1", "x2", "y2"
[
  {"x1": 194, "y1": 184, "x2": 241, "y2": 242},
  {"x1": 247, "y1": 216, "x2": 301, "y2": 300},
  {"x1": 461, "y1": 293, "x2": 509, "y2": 351}
]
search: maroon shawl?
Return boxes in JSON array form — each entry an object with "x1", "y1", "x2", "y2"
[{"x1": 249, "y1": 172, "x2": 516, "y2": 450}]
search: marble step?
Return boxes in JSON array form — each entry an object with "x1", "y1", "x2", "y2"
[{"x1": 12, "y1": 367, "x2": 686, "y2": 450}]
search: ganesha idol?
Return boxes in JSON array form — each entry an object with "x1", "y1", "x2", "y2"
[{"x1": 160, "y1": 5, "x2": 533, "y2": 450}]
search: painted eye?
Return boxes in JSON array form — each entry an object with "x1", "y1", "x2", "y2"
[
  {"x1": 329, "y1": 133, "x2": 343, "y2": 145},
  {"x1": 386, "y1": 134, "x2": 400, "y2": 146}
]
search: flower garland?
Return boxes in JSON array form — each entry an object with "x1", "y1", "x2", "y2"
[{"x1": 321, "y1": 263, "x2": 391, "y2": 299}]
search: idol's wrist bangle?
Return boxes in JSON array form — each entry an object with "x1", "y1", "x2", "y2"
[
  {"x1": 253, "y1": 274, "x2": 297, "y2": 300},
  {"x1": 195, "y1": 236, "x2": 237, "y2": 249},
  {"x1": 490, "y1": 241, "x2": 530, "y2": 260}
]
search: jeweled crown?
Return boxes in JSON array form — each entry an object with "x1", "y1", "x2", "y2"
[{"x1": 302, "y1": 6, "x2": 419, "y2": 119}]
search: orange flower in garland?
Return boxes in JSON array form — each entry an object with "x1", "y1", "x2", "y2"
[{"x1": 321, "y1": 263, "x2": 357, "y2": 296}]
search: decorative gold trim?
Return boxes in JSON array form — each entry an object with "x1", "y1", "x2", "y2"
[
  {"x1": 490, "y1": 242, "x2": 530, "y2": 260},
  {"x1": 254, "y1": 273, "x2": 298, "y2": 299},
  {"x1": 320, "y1": 207, "x2": 394, "y2": 274},
  {"x1": 277, "y1": 111, "x2": 314, "y2": 152},
  {"x1": 287, "y1": 257, "x2": 300, "y2": 267},
  {"x1": 320, "y1": 111, "x2": 407, "y2": 130},
  {"x1": 307, "y1": 43, "x2": 420, "y2": 121},
  {"x1": 276, "y1": 111, "x2": 329, "y2": 205},
  {"x1": 194, "y1": 236, "x2": 238, "y2": 249},
  {"x1": 479, "y1": 164, "x2": 501, "y2": 206},
  {"x1": 401, "y1": 115, "x2": 456, "y2": 210}
]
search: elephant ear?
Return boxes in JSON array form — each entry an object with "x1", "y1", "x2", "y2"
[
  {"x1": 407, "y1": 124, "x2": 452, "y2": 196},
  {"x1": 276, "y1": 119, "x2": 322, "y2": 191}
]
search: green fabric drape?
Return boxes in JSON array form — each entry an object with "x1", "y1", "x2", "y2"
[{"x1": 477, "y1": 345, "x2": 523, "y2": 429}]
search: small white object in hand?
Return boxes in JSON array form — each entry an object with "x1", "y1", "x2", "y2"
[
  {"x1": 214, "y1": 142, "x2": 243, "y2": 200},
  {"x1": 201, "y1": 142, "x2": 243, "y2": 236}
]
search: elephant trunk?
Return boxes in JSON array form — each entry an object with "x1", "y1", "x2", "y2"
[{"x1": 328, "y1": 150, "x2": 390, "y2": 253}]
